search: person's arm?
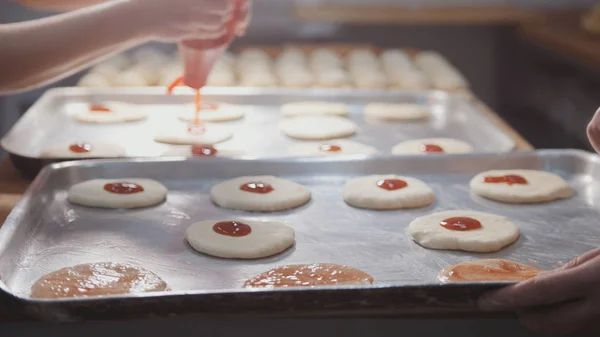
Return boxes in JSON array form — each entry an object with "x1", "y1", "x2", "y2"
[
  {"x1": 15, "y1": 0, "x2": 109, "y2": 11},
  {"x1": 0, "y1": 0, "x2": 237, "y2": 94}
]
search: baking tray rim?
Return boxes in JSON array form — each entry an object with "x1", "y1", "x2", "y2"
[{"x1": 0, "y1": 148, "x2": 595, "y2": 305}]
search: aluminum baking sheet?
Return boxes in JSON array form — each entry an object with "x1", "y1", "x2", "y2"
[
  {"x1": 1, "y1": 87, "x2": 515, "y2": 161},
  {"x1": 0, "y1": 149, "x2": 598, "y2": 321}
]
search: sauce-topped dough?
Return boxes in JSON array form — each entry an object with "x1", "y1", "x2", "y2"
[
  {"x1": 30, "y1": 262, "x2": 167, "y2": 298},
  {"x1": 104, "y1": 182, "x2": 145, "y2": 194},
  {"x1": 484, "y1": 175, "x2": 528, "y2": 185},
  {"x1": 191, "y1": 145, "x2": 218, "y2": 156},
  {"x1": 69, "y1": 143, "x2": 92, "y2": 153},
  {"x1": 240, "y1": 182, "x2": 274, "y2": 194},
  {"x1": 319, "y1": 144, "x2": 342, "y2": 153},
  {"x1": 89, "y1": 104, "x2": 111, "y2": 112},
  {"x1": 376, "y1": 179, "x2": 408, "y2": 191},
  {"x1": 244, "y1": 263, "x2": 374, "y2": 288},
  {"x1": 440, "y1": 217, "x2": 482, "y2": 231},
  {"x1": 439, "y1": 259, "x2": 543, "y2": 283},
  {"x1": 212, "y1": 221, "x2": 252, "y2": 237},
  {"x1": 420, "y1": 144, "x2": 444, "y2": 153}
]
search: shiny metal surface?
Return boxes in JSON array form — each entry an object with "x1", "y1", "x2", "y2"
[
  {"x1": 0, "y1": 150, "x2": 597, "y2": 320},
  {"x1": 1, "y1": 87, "x2": 515, "y2": 160}
]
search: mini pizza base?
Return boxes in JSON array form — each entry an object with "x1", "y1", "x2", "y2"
[
  {"x1": 408, "y1": 210, "x2": 520, "y2": 253},
  {"x1": 280, "y1": 116, "x2": 357, "y2": 141},
  {"x1": 469, "y1": 169, "x2": 574, "y2": 204},
  {"x1": 40, "y1": 142, "x2": 126, "y2": 158},
  {"x1": 392, "y1": 138, "x2": 474, "y2": 155},
  {"x1": 73, "y1": 102, "x2": 148, "y2": 124},
  {"x1": 281, "y1": 101, "x2": 349, "y2": 117},
  {"x1": 185, "y1": 219, "x2": 295, "y2": 259},
  {"x1": 178, "y1": 104, "x2": 245, "y2": 123},
  {"x1": 161, "y1": 146, "x2": 243, "y2": 157},
  {"x1": 343, "y1": 175, "x2": 435, "y2": 210},
  {"x1": 287, "y1": 139, "x2": 377, "y2": 157},
  {"x1": 364, "y1": 103, "x2": 430, "y2": 121},
  {"x1": 68, "y1": 178, "x2": 168, "y2": 209},
  {"x1": 210, "y1": 176, "x2": 311, "y2": 212},
  {"x1": 438, "y1": 259, "x2": 543, "y2": 283},
  {"x1": 154, "y1": 128, "x2": 233, "y2": 146}
]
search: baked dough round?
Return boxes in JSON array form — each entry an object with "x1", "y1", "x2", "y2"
[
  {"x1": 280, "y1": 116, "x2": 357, "y2": 140},
  {"x1": 68, "y1": 178, "x2": 167, "y2": 209},
  {"x1": 154, "y1": 125, "x2": 233, "y2": 145},
  {"x1": 185, "y1": 219, "x2": 295, "y2": 259},
  {"x1": 364, "y1": 103, "x2": 430, "y2": 121},
  {"x1": 40, "y1": 141, "x2": 126, "y2": 158},
  {"x1": 30, "y1": 262, "x2": 167, "y2": 299},
  {"x1": 343, "y1": 175, "x2": 435, "y2": 210},
  {"x1": 178, "y1": 104, "x2": 245, "y2": 123},
  {"x1": 72, "y1": 102, "x2": 148, "y2": 124},
  {"x1": 408, "y1": 210, "x2": 520, "y2": 253},
  {"x1": 244, "y1": 263, "x2": 374, "y2": 288},
  {"x1": 210, "y1": 176, "x2": 311, "y2": 212},
  {"x1": 438, "y1": 259, "x2": 543, "y2": 283},
  {"x1": 162, "y1": 145, "x2": 242, "y2": 157},
  {"x1": 392, "y1": 138, "x2": 474, "y2": 155},
  {"x1": 287, "y1": 139, "x2": 377, "y2": 157},
  {"x1": 281, "y1": 101, "x2": 349, "y2": 117},
  {"x1": 469, "y1": 169, "x2": 573, "y2": 204}
]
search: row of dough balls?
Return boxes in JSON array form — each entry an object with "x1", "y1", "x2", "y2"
[
  {"x1": 67, "y1": 170, "x2": 573, "y2": 260},
  {"x1": 77, "y1": 47, "x2": 468, "y2": 91}
]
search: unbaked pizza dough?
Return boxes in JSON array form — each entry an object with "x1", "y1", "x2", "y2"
[
  {"x1": 469, "y1": 169, "x2": 574, "y2": 204},
  {"x1": 30, "y1": 262, "x2": 167, "y2": 298},
  {"x1": 392, "y1": 138, "x2": 474, "y2": 155},
  {"x1": 40, "y1": 141, "x2": 126, "y2": 158},
  {"x1": 68, "y1": 178, "x2": 168, "y2": 209},
  {"x1": 287, "y1": 139, "x2": 377, "y2": 157},
  {"x1": 280, "y1": 116, "x2": 357, "y2": 140},
  {"x1": 178, "y1": 104, "x2": 245, "y2": 123},
  {"x1": 162, "y1": 145, "x2": 243, "y2": 158},
  {"x1": 185, "y1": 219, "x2": 295, "y2": 259},
  {"x1": 438, "y1": 259, "x2": 543, "y2": 283},
  {"x1": 154, "y1": 125, "x2": 233, "y2": 145},
  {"x1": 408, "y1": 210, "x2": 520, "y2": 253},
  {"x1": 343, "y1": 175, "x2": 435, "y2": 210},
  {"x1": 281, "y1": 101, "x2": 349, "y2": 117},
  {"x1": 364, "y1": 103, "x2": 430, "y2": 121},
  {"x1": 72, "y1": 102, "x2": 148, "y2": 124},
  {"x1": 210, "y1": 176, "x2": 311, "y2": 212}
]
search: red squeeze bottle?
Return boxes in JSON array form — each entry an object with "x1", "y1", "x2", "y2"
[{"x1": 179, "y1": 0, "x2": 245, "y2": 89}]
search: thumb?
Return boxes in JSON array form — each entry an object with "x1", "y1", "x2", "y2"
[{"x1": 586, "y1": 107, "x2": 600, "y2": 153}]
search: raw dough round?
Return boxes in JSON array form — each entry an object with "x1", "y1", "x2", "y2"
[
  {"x1": 280, "y1": 116, "x2": 357, "y2": 140},
  {"x1": 154, "y1": 125, "x2": 233, "y2": 145},
  {"x1": 162, "y1": 145, "x2": 243, "y2": 157},
  {"x1": 178, "y1": 104, "x2": 245, "y2": 123},
  {"x1": 210, "y1": 176, "x2": 311, "y2": 212},
  {"x1": 287, "y1": 139, "x2": 377, "y2": 157},
  {"x1": 438, "y1": 259, "x2": 543, "y2": 283},
  {"x1": 343, "y1": 175, "x2": 435, "y2": 210},
  {"x1": 469, "y1": 169, "x2": 573, "y2": 204},
  {"x1": 244, "y1": 263, "x2": 374, "y2": 288},
  {"x1": 40, "y1": 141, "x2": 126, "y2": 158},
  {"x1": 30, "y1": 262, "x2": 167, "y2": 299},
  {"x1": 408, "y1": 210, "x2": 520, "y2": 253},
  {"x1": 73, "y1": 102, "x2": 148, "y2": 124},
  {"x1": 68, "y1": 178, "x2": 167, "y2": 209},
  {"x1": 185, "y1": 219, "x2": 295, "y2": 259},
  {"x1": 392, "y1": 138, "x2": 474, "y2": 155},
  {"x1": 281, "y1": 101, "x2": 349, "y2": 117},
  {"x1": 364, "y1": 103, "x2": 430, "y2": 121}
]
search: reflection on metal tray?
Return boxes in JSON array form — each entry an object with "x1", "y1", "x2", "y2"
[
  {"x1": 0, "y1": 149, "x2": 598, "y2": 321},
  {"x1": 1, "y1": 87, "x2": 515, "y2": 176}
]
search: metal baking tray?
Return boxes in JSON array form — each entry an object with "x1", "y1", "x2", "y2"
[
  {"x1": 0, "y1": 149, "x2": 597, "y2": 321},
  {"x1": 1, "y1": 87, "x2": 515, "y2": 178}
]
